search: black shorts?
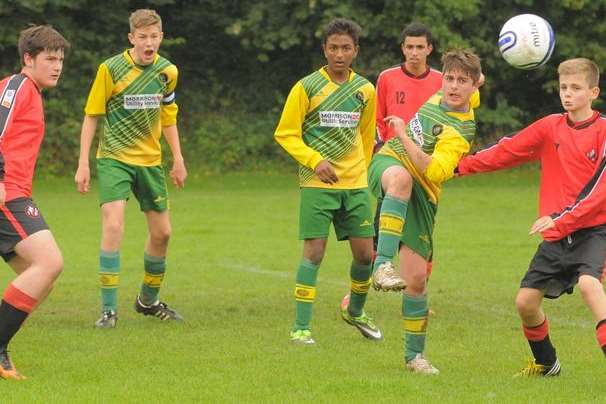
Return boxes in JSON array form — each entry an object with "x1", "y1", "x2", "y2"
[
  {"x1": 0, "y1": 198, "x2": 49, "y2": 262},
  {"x1": 521, "y1": 224, "x2": 606, "y2": 299}
]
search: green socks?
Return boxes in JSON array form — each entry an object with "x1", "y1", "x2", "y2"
[
  {"x1": 139, "y1": 253, "x2": 166, "y2": 306},
  {"x1": 403, "y1": 293, "x2": 428, "y2": 362},
  {"x1": 293, "y1": 258, "x2": 319, "y2": 331},
  {"x1": 348, "y1": 261, "x2": 372, "y2": 317},
  {"x1": 99, "y1": 250, "x2": 119, "y2": 312},
  {"x1": 374, "y1": 194, "x2": 408, "y2": 270}
]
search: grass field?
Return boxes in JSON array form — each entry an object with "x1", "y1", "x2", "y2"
[{"x1": 1, "y1": 169, "x2": 604, "y2": 403}]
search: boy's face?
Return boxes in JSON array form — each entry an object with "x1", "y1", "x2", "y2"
[
  {"x1": 441, "y1": 69, "x2": 477, "y2": 111},
  {"x1": 559, "y1": 73, "x2": 599, "y2": 114},
  {"x1": 401, "y1": 36, "x2": 432, "y2": 70},
  {"x1": 128, "y1": 24, "x2": 163, "y2": 65},
  {"x1": 323, "y1": 33, "x2": 358, "y2": 76},
  {"x1": 23, "y1": 48, "x2": 64, "y2": 89}
]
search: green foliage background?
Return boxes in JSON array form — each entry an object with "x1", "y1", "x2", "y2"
[{"x1": 1, "y1": 0, "x2": 606, "y2": 174}]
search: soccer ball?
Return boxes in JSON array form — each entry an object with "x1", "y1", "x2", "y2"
[{"x1": 498, "y1": 14, "x2": 555, "y2": 70}]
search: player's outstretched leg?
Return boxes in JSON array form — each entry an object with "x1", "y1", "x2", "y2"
[{"x1": 96, "y1": 250, "x2": 120, "y2": 328}]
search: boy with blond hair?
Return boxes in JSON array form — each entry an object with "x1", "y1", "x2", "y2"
[
  {"x1": 75, "y1": 9, "x2": 187, "y2": 328},
  {"x1": 458, "y1": 58, "x2": 606, "y2": 376},
  {"x1": 368, "y1": 49, "x2": 482, "y2": 374}
]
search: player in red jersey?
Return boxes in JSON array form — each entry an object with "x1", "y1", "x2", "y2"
[
  {"x1": 375, "y1": 22, "x2": 442, "y2": 145},
  {"x1": 458, "y1": 58, "x2": 606, "y2": 376},
  {"x1": 0, "y1": 25, "x2": 69, "y2": 380}
]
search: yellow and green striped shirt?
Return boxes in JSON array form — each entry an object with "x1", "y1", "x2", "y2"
[
  {"x1": 378, "y1": 93, "x2": 476, "y2": 203},
  {"x1": 84, "y1": 50, "x2": 178, "y2": 166},
  {"x1": 274, "y1": 67, "x2": 376, "y2": 189}
]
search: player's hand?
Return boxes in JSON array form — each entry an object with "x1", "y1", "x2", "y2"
[
  {"x1": 170, "y1": 159, "x2": 187, "y2": 189},
  {"x1": 315, "y1": 160, "x2": 338, "y2": 184},
  {"x1": 0, "y1": 182, "x2": 5, "y2": 206},
  {"x1": 529, "y1": 215, "x2": 555, "y2": 235},
  {"x1": 75, "y1": 164, "x2": 90, "y2": 194},
  {"x1": 384, "y1": 115, "x2": 406, "y2": 136}
]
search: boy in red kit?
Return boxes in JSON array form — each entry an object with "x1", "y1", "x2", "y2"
[
  {"x1": 0, "y1": 25, "x2": 69, "y2": 380},
  {"x1": 458, "y1": 58, "x2": 606, "y2": 376}
]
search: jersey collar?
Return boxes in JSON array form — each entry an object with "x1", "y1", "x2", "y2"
[
  {"x1": 400, "y1": 64, "x2": 430, "y2": 79},
  {"x1": 320, "y1": 66, "x2": 355, "y2": 84},
  {"x1": 566, "y1": 110, "x2": 600, "y2": 129}
]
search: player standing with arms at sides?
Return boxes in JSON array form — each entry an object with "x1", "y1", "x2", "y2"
[
  {"x1": 0, "y1": 25, "x2": 69, "y2": 380},
  {"x1": 275, "y1": 18, "x2": 382, "y2": 344},
  {"x1": 458, "y1": 58, "x2": 606, "y2": 377},
  {"x1": 75, "y1": 9, "x2": 187, "y2": 328},
  {"x1": 368, "y1": 49, "x2": 482, "y2": 373}
]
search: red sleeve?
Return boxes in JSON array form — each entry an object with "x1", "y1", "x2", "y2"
[
  {"x1": 0, "y1": 74, "x2": 29, "y2": 181},
  {"x1": 546, "y1": 147, "x2": 606, "y2": 239},
  {"x1": 458, "y1": 117, "x2": 550, "y2": 175},
  {"x1": 375, "y1": 73, "x2": 388, "y2": 143}
]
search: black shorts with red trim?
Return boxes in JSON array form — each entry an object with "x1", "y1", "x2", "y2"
[
  {"x1": 0, "y1": 197, "x2": 48, "y2": 262},
  {"x1": 521, "y1": 224, "x2": 606, "y2": 299}
]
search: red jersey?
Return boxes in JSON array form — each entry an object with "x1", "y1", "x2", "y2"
[
  {"x1": 0, "y1": 73, "x2": 44, "y2": 201},
  {"x1": 376, "y1": 64, "x2": 442, "y2": 142},
  {"x1": 458, "y1": 111, "x2": 606, "y2": 241}
]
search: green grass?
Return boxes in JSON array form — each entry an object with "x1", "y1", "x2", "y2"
[{"x1": 1, "y1": 169, "x2": 603, "y2": 402}]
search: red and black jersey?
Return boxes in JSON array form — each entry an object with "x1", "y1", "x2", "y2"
[
  {"x1": 0, "y1": 73, "x2": 44, "y2": 201},
  {"x1": 458, "y1": 111, "x2": 606, "y2": 241},
  {"x1": 375, "y1": 64, "x2": 442, "y2": 143}
]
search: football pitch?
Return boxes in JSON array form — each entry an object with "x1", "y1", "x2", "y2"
[{"x1": 1, "y1": 169, "x2": 603, "y2": 402}]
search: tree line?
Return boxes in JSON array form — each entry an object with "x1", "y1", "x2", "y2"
[{"x1": 1, "y1": 0, "x2": 605, "y2": 174}]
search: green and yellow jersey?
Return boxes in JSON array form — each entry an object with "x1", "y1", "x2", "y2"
[
  {"x1": 274, "y1": 67, "x2": 376, "y2": 189},
  {"x1": 377, "y1": 93, "x2": 476, "y2": 203},
  {"x1": 84, "y1": 50, "x2": 178, "y2": 166}
]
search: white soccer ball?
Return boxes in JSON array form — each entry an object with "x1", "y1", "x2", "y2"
[{"x1": 498, "y1": 14, "x2": 555, "y2": 70}]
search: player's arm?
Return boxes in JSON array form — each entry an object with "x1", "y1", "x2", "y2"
[
  {"x1": 274, "y1": 82, "x2": 337, "y2": 183},
  {"x1": 542, "y1": 156, "x2": 606, "y2": 239},
  {"x1": 457, "y1": 117, "x2": 548, "y2": 175},
  {"x1": 359, "y1": 84, "x2": 377, "y2": 166},
  {"x1": 160, "y1": 66, "x2": 187, "y2": 189},
  {"x1": 424, "y1": 126, "x2": 471, "y2": 184},
  {"x1": 75, "y1": 64, "x2": 113, "y2": 194},
  {"x1": 375, "y1": 73, "x2": 388, "y2": 146},
  {"x1": 385, "y1": 115, "x2": 432, "y2": 172}
]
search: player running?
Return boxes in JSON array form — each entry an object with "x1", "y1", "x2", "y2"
[
  {"x1": 0, "y1": 25, "x2": 69, "y2": 380},
  {"x1": 458, "y1": 58, "x2": 606, "y2": 377}
]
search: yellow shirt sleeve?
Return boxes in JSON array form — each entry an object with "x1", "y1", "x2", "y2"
[
  {"x1": 358, "y1": 84, "x2": 376, "y2": 166},
  {"x1": 274, "y1": 81, "x2": 324, "y2": 170},
  {"x1": 84, "y1": 63, "x2": 113, "y2": 116},
  {"x1": 161, "y1": 64, "x2": 179, "y2": 127},
  {"x1": 424, "y1": 126, "x2": 471, "y2": 184},
  {"x1": 470, "y1": 89, "x2": 480, "y2": 109}
]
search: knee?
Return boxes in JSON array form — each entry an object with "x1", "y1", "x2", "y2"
[
  {"x1": 578, "y1": 275, "x2": 601, "y2": 299},
  {"x1": 104, "y1": 220, "x2": 124, "y2": 239},
  {"x1": 354, "y1": 253, "x2": 373, "y2": 267},
  {"x1": 515, "y1": 293, "x2": 537, "y2": 317},
  {"x1": 150, "y1": 227, "x2": 171, "y2": 246},
  {"x1": 386, "y1": 171, "x2": 413, "y2": 197},
  {"x1": 42, "y1": 253, "x2": 63, "y2": 283}
]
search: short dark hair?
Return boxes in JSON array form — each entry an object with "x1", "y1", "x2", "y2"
[
  {"x1": 441, "y1": 49, "x2": 482, "y2": 83},
  {"x1": 18, "y1": 25, "x2": 70, "y2": 65},
  {"x1": 399, "y1": 22, "x2": 433, "y2": 46},
  {"x1": 322, "y1": 18, "x2": 362, "y2": 46}
]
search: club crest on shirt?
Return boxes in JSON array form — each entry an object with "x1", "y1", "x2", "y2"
[
  {"x1": 25, "y1": 205, "x2": 39, "y2": 218},
  {"x1": 159, "y1": 73, "x2": 168, "y2": 84},
  {"x1": 355, "y1": 91, "x2": 366, "y2": 106},
  {"x1": 432, "y1": 124, "x2": 443, "y2": 136},
  {"x1": 586, "y1": 149, "x2": 597, "y2": 162},
  {"x1": 1, "y1": 89, "x2": 15, "y2": 108}
]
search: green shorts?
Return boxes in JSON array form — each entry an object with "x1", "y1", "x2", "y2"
[
  {"x1": 368, "y1": 154, "x2": 437, "y2": 260},
  {"x1": 299, "y1": 187, "x2": 374, "y2": 241},
  {"x1": 97, "y1": 158, "x2": 169, "y2": 212}
]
